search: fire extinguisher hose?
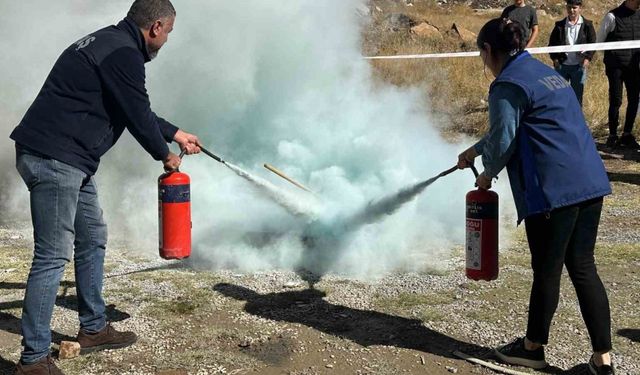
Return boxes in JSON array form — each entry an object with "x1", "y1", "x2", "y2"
[
  {"x1": 435, "y1": 163, "x2": 478, "y2": 180},
  {"x1": 470, "y1": 164, "x2": 479, "y2": 178},
  {"x1": 199, "y1": 146, "x2": 226, "y2": 164}
]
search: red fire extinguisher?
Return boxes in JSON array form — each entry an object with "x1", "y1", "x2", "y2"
[
  {"x1": 158, "y1": 152, "x2": 191, "y2": 260},
  {"x1": 465, "y1": 165, "x2": 499, "y2": 281}
]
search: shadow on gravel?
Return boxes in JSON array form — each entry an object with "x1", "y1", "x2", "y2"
[
  {"x1": 607, "y1": 172, "x2": 640, "y2": 186},
  {"x1": 213, "y1": 283, "x2": 490, "y2": 360},
  {"x1": 617, "y1": 328, "x2": 640, "y2": 342},
  {"x1": 0, "y1": 281, "x2": 76, "y2": 290},
  {"x1": 596, "y1": 142, "x2": 640, "y2": 162},
  {"x1": 0, "y1": 354, "x2": 15, "y2": 375},
  {"x1": 0, "y1": 310, "x2": 75, "y2": 348},
  {"x1": 0, "y1": 281, "x2": 130, "y2": 346},
  {"x1": 104, "y1": 261, "x2": 189, "y2": 279}
]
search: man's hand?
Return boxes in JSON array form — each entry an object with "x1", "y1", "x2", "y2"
[
  {"x1": 458, "y1": 146, "x2": 478, "y2": 169},
  {"x1": 582, "y1": 58, "x2": 590, "y2": 68},
  {"x1": 476, "y1": 172, "x2": 492, "y2": 190},
  {"x1": 163, "y1": 151, "x2": 182, "y2": 171},
  {"x1": 526, "y1": 25, "x2": 539, "y2": 49},
  {"x1": 552, "y1": 60, "x2": 560, "y2": 70},
  {"x1": 174, "y1": 129, "x2": 202, "y2": 155}
]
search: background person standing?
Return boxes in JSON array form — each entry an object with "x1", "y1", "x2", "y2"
[
  {"x1": 598, "y1": 0, "x2": 640, "y2": 149},
  {"x1": 548, "y1": 0, "x2": 597, "y2": 106},
  {"x1": 501, "y1": 0, "x2": 539, "y2": 48}
]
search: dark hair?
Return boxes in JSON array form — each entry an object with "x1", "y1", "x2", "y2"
[
  {"x1": 566, "y1": 0, "x2": 582, "y2": 6},
  {"x1": 476, "y1": 18, "x2": 526, "y2": 56},
  {"x1": 127, "y1": 0, "x2": 176, "y2": 29}
]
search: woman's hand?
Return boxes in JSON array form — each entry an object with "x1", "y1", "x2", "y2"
[
  {"x1": 458, "y1": 146, "x2": 478, "y2": 169},
  {"x1": 476, "y1": 172, "x2": 492, "y2": 190}
]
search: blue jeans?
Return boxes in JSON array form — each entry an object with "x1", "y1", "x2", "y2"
[
  {"x1": 16, "y1": 146, "x2": 107, "y2": 364},
  {"x1": 557, "y1": 64, "x2": 587, "y2": 106}
]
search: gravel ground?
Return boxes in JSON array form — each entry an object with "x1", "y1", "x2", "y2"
[{"x1": 0, "y1": 158, "x2": 639, "y2": 375}]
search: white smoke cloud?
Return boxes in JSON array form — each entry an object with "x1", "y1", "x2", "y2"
[{"x1": 1, "y1": 0, "x2": 516, "y2": 280}]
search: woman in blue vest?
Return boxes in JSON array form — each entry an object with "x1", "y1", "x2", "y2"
[{"x1": 457, "y1": 18, "x2": 614, "y2": 375}]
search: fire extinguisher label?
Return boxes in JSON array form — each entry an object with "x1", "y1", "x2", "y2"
[
  {"x1": 466, "y1": 219, "x2": 482, "y2": 270},
  {"x1": 466, "y1": 202, "x2": 498, "y2": 219},
  {"x1": 160, "y1": 184, "x2": 190, "y2": 203}
]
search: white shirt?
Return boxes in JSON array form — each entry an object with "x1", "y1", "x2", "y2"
[
  {"x1": 564, "y1": 16, "x2": 583, "y2": 65},
  {"x1": 597, "y1": 13, "x2": 616, "y2": 43}
]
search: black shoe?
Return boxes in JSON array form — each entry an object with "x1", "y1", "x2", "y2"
[
  {"x1": 494, "y1": 337, "x2": 548, "y2": 369},
  {"x1": 605, "y1": 135, "x2": 619, "y2": 148},
  {"x1": 617, "y1": 133, "x2": 640, "y2": 149},
  {"x1": 588, "y1": 356, "x2": 615, "y2": 375}
]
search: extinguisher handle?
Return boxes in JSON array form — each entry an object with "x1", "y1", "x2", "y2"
[
  {"x1": 165, "y1": 150, "x2": 187, "y2": 174},
  {"x1": 470, "y1": 164, "x2": 479, "y2": 178}
]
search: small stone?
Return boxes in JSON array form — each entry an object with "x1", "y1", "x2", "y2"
[
  {"x1": 446, "y1": 366, "x2": 458, "y2": 373},
  {"x1": 239, "y1": 340, "x2": 251, "y2": 348},
  {"x1": 283, "y1": 281, "x2": 301, "y2": 288},
  {"x1": 326, "y1": 364, "x2": 334, "y2": 368},
  {"x1": 59, "y1": 341, "x2": 81, "y2": 360}
]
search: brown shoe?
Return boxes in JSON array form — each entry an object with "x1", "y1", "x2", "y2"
[
  {"x1": 14, "y1": 355, "x2": 64, "y2": 375},
  {"x1": 77, "y1": 323, "x2": 137, "y2": 355}
]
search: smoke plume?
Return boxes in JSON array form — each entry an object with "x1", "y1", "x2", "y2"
[{"x1": 0, "y1": 0, "x2": 514, "y2": 280}]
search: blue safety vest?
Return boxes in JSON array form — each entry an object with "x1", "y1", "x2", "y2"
[{"x1": 491, "y1": 52, "x2": 611, "y2": 222}]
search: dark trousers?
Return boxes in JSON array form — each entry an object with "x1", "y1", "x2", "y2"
[
  {"x1": 606, "y1": 64, "x2": 640, "y2": 135},
  {"x1": 557, "y1": 64, "x2": 587, "y2": 106},
  {"x1": 524, "y1": 197, "x2": 612, "y2": 352}
]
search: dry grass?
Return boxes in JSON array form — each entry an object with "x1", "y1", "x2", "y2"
[{"x1": 365, "y1": 0, "x2": 635, "y2": 138}]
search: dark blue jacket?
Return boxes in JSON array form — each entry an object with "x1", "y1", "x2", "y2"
[
  {"x1": 492, "y1": 52, "x2": 611, "y2": 222},
  {"x1": 10, "y1": 18, "x2": 178, "y2": 175}
]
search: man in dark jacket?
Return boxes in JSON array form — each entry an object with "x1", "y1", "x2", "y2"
[
  {"x1": 10, "y1": 1, "x2": 201, "y2": 374},
  {"x1": 548, "y1": 0, "x2": 596, "y2": 105},
  {"x1": 598, "y1": 0, "x2": 640, "y2": 149}
]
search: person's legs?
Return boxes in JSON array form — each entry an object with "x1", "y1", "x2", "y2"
[
  {"x1": 560, "y1": 64, "x2": 584, "y2": 106},
  {"x1": 557, "y1": 63, "x2": 571, "y2": 80},
  {"x1": 574, "y1": 65, "x2": 586, "y2": 106},
  {"x1": 73, "y1": 176, "x2": 107, "y2": 333},
  {"x1": 495, "y1": 206, "x2": 580, "y2": 369},
  {"x1": 605, "y1": 65, "x2": 623, "y2": 139},
  {"x1": 16, "y1": 150, "x2": 86, "y2": 364},
  {"x1": 563, "y1": 198, "x2": 612, "y2": 363},
  {"x1": 621, "y1": 65, "x2": 640, "y2": 135},
  {"x1": 525, "y1": 206, "x2": 579, "y2": 345},
  {"x1": 73, "y1": 180, "x2": 137, "y2": 354}
]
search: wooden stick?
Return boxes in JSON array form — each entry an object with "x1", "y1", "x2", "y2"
[
  {"x1": 453, "y1": 351, "x2": 532, "y2": 375},
  {"x1": 263, "y1": 163, "x2": 312, "y2": 193}
]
